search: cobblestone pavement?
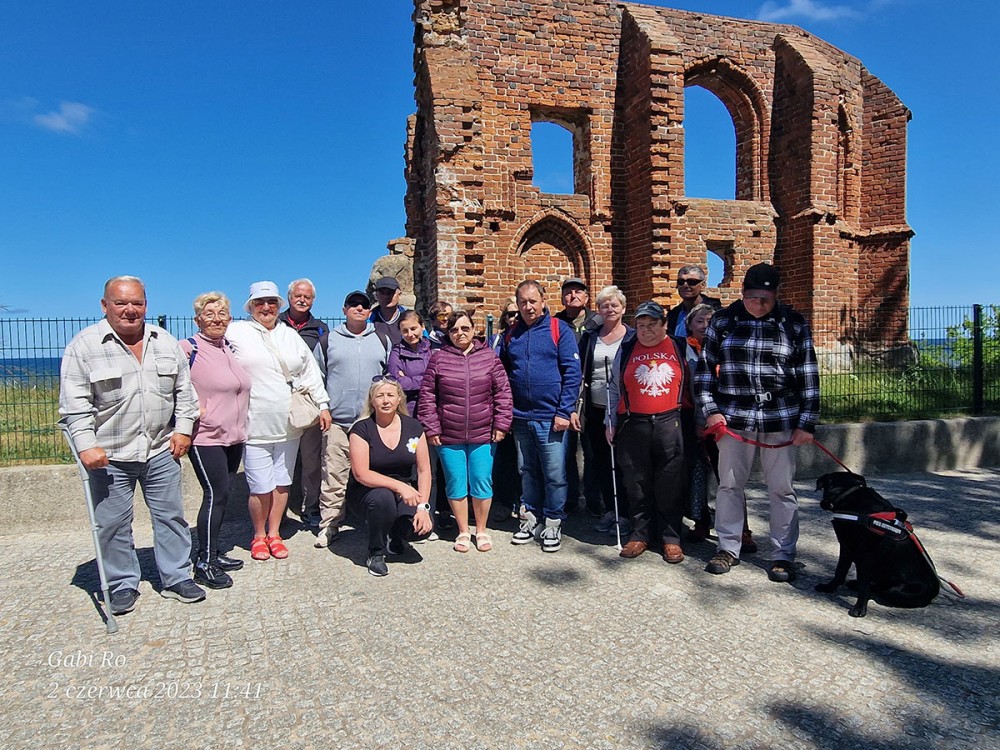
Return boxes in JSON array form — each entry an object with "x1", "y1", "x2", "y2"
[{"x1": 2, "y1": 469, "x2": 998, "y2": 750}]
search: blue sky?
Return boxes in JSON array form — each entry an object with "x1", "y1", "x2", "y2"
[{"x1": 1, "y1": 0, "x2": 997, "y2": 318}]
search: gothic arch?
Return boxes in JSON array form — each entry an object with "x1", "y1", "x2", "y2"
[
  {"x1": 684, "y1": 58, "x2": 770, "y2": 202},
  {"x1": 511, "y1": 209, "x2": 594, "y2": 291}
]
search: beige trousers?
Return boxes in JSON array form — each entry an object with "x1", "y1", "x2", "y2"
[{"x1": 319, "y1": 423, "x2": 352, "y2": 530}]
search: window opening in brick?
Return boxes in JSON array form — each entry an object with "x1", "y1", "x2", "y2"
[
  {"x1": 705, "y1": 240, "x2": 734, "y2": 287},
  {"x1": 683, "y1": 86, "x2": 736, "y2": 200},
  {"x1": 530, "y1": 121, "x2": 574, "y2": 194}
]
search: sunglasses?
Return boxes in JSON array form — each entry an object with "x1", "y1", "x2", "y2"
[
  {"x1": 449, "y1": 325, "x2": 473, "y2": 334},
  {"x1": 347, "y1": 299, "x2": 371, "y2": 309},
  {"x1": 504, "y1": 311, "x2": 518, "y2": 318},
  {"x1": 371, "y1": 375, "x2": 399, "y2": 384},
  {"x1": 676, "y1": 278, "x2": 704, "y2": 287}
]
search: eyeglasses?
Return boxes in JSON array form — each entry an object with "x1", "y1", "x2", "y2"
[
  {"x1": 252, "y1": 298, "x2": 279, "y2": 307},
  {"x1": 434, "y1": 312, "x2": 450, "y2": 321},
  {"x1": 677, "y1": 278, "x2": 704, "y2": 287},
  {"x1": 504, "y1": 311, "x2": 518, "y2": 319},
  {"x1": 200, "y1": 313, "x2": 230, "y2": 321},
  {"x1": 371, "y1": 375, "x2": 399, "y2": 384},
  {"x1": 449, "y1": 325, "x2": 473, "y2": 334}
]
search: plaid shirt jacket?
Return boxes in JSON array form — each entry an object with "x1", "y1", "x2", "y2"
[
  {"x1": 59, "y1": 319, "x2": 198, "y2": 461},
  {"x1": 694, "y1": 301, "x2": 820, "y2": 434}
]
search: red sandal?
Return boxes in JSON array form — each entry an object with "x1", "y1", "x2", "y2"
[
  {"x1": 250, "y1": 537, "x2": 270, "y2": 561},
  {"x1": 267, "y1": 536, "x2": 289, "y2": 559}
]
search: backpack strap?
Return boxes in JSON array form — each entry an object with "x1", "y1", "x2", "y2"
[{"x1": 185, "y1": 337, "x2": 198, "y2": 368}]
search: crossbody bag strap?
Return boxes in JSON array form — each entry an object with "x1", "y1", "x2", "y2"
[{"x1": 261, "y1": 329, "x2": 295, "y2": 385}]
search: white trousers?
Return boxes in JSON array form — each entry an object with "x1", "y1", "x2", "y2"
[{"x1": 715, "y1": 429, "x2": 799, "y2": 561}]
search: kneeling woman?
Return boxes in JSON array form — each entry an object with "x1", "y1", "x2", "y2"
[{"x1": 349, "y1": 378, "x2": 433, "y2": 576}]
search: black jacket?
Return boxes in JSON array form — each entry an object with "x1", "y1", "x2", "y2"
[{"x1": 666, "y1": 294, "x2": 722, "y2": 336}]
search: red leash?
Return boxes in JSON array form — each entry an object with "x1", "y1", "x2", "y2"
[{"x1": 705, "y1": 422, "x2": 852, "y2": 472}]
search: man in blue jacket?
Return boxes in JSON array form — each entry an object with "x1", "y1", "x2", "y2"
[{"x1": 500, "y1": 279, "x2": 582, "y2": 552}]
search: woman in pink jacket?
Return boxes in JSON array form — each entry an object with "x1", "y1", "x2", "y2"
[
  {"x1": 179, "y1": 292, "x2": 252, "y2": 589},
  {"x1": 418, "y1": 310, "x2": 513, "y2": 552}
]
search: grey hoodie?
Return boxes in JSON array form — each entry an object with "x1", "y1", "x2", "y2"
[{"x1": 314, "y1": 323, "x2": 389, "y2": 427}]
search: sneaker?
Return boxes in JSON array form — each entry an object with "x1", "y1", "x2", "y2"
[
  {"x1": 437, "y1": 514, "x2": 457, "y2": 531},
  {"x1": 585, "y1": 501, "x2": 604, "y2": 518},
  {"x1": 511, "y1": 507, "x2": 541, "y2": 545},
  {"x1": 616, "y1": 516, "x2": 633, "y2": 536},
  {"x1": 540, "y1": 518, "x2": 562, "y2": 553},
  {"x1": 687, "y1": 519, "x2": 712, "y2": 543},
  {"x1": 314, "y1": 526, "x2": 339, "y2": 548},
  {"x1": 741, "y1": 529, "x2": 758, "y2": 555},
  {"x1": 110, "y1": 587, "x2": 140, "y2": 615},
  {"x1": 412, "y1": 531, "x2": 438, "y2": 544},
  {"x1": 386, "y1": 534, "x2": 413, "y2": 556},
  {"x1": 194, "y1": 560, "x2": 233, "y2": 589},
  {"x1": 705, "y1": 550, "x2": 740, "y2": 575},
  {"x1": 213, "y1": 553, "x2": 244, "y2": 571},
  {"x1": 594, "y1": 511, "x2": 617, "y2": 533},
  {"x1": 160, "y1": 579, "x2": 207, "y2": 603},
  {"x1": 367, "y1": 554, "x2": 389, "y2": 577},
  {"x1": 768, "y1": 560, "x2": 797, "y2": 583},
  {"x1": 303, "y1": 512, "x2": 322, "y2": 529}
]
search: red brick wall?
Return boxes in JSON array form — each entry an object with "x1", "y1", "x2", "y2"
[{"x1": 407, "y1": 0, "x2": 911, "y2": 343}]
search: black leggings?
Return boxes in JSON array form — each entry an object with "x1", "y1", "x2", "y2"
[
  {"x1": 360, "y1": 487, "x2": 432, "y2": 555},
  {"x1": 188, "y1": 443, "x2": 244, "y2": 560}
]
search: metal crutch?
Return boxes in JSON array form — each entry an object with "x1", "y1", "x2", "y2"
[
  {"x1": 60, "y1": 424, "x2": 119, "y2": 634},
  {"x1": 604, "y1": 357, "x2": 623, "y2": 552}
]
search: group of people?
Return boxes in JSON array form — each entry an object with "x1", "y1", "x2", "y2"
[{"x1": 58, "y1": 263, "x2": 819, "y2": 616}]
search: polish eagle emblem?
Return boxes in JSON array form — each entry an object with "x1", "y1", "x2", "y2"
[{"x1": 634, "y1": 361, "x2": 675, "y2": 396}]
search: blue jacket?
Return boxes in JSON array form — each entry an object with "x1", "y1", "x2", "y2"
[{"x1": 499, "y1": 311, "x2": 582, "y2": 421}]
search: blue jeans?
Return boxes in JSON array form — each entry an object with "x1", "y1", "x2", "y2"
[
  {"x1": 87, "y1": 449, "x2": 193, "y2": 592},
  {"x1": 512, "y1": 418, "x2": 568, "y2": 521}
]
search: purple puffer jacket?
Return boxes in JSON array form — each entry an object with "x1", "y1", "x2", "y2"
[
  {"x1": 387, "y1": 337, "x2": 432, "y2": 418},
  {"x1": 417, "y1": 339, "x2": 513, "y2": 445}
]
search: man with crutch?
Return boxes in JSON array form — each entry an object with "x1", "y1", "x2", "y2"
[{"x1": 59, "y1": 275, "x2": 205, "y2": 618}]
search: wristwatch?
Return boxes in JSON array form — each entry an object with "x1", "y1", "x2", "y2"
[{"x1": 416, "y1": 502, "x2": 431, "y2": 513}]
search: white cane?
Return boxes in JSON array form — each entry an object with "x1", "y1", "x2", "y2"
[
  {"x1": 60, "y1": 425, "x2": 119, "y2": 635},
  {"x1": 604, "y1": 357, "x2": 623, "y2": 552}
]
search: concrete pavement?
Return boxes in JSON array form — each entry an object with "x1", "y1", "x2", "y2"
[{"x1": 2, "y1": 469, "x2": 998, "y2": 749}]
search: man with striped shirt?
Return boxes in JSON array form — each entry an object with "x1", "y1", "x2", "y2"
[{"x1": 695, "y1": 263, "x2": 820, "y2": 582}]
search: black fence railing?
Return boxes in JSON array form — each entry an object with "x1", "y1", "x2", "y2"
[{"x1": 1, "y1": 306, "x2": 998, "y2": 465}]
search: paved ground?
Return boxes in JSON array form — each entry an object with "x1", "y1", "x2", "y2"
[{"x1": 2, "y1": 469, "x2": 998, "y2": 750}]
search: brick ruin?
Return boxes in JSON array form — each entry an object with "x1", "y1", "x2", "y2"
[{"x1": 400, "y1": 0, "x2": 913, "y2": 346}]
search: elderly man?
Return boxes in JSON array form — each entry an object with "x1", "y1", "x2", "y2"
[
  {"x1": 313, "y1": 290, "x2": 391, "y2": 547},
  {"x1": 666, "y1": 265, "x2": 721, "y2": 338},
  {"x1": 279, "y1": 278, "x2": 328, "y2": 528},
  {"x1": 499, "y1": 279, "x2": 582, "y2": 552},
  {"x1": 606, "y1": 301, "x2": 691, "y2": 563},
  {"x1": 369, "y1": 276, "x2": 407, "y2": 347},
  {"x1": 59, "y1": 276, "x2": 204, "y2": 615},
  {"x1": 696, "y1": 263, "x2": 820, "y2": 582},
  {"x1": 555, "y1": 277, "x2": 602, "y2": 514}
]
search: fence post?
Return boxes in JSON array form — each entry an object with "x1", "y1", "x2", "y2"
[
  {"x1": 486, "y1": 314, "x2": 494, "y2": 343},
  {"x1": 972, "y1": 304, "x2": 984, "y2": 415},
  {"x1": 157, "y1": 314, "x2": 167, "y2": 331}
]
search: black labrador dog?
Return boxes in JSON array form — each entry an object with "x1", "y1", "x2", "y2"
[{"x1": 815, "y1": 471, "x2": 940, "y2": 617}]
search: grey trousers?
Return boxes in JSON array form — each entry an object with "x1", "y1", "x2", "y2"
[
  {"x1": 88, "y1": 449, "x2": 193, "y2": 592},
  {"x1": 715, "y1": 428, "x2": 799, "y2": 562}
]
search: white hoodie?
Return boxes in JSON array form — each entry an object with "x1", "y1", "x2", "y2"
[{"x1": 226, "y1": 319, "x2": 329, "y2": 444}]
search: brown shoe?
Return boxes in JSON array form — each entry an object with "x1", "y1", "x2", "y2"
[
  {"x1": 619, "y1": 540, "x2": 648, "y2": 558},
  {"x1": 741, "y1": 529, "x2": 758, "y2": 555},
  {"x1": 663, "y1": 543, "x2": 684, "y2": 564}
]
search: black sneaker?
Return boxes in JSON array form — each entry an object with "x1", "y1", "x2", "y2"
[
  {"x1": 213, "y1": 553, "x2": 244, "y2": 571},
  {"x1": 705, "y1": 551, "x2": 740, "y2": 575},
  {"x1": 160, "y1": 579, "x2": 207, "y2": 603},
  {"x1": 110, "y1": 587, "x2": 140, "y2": 615},
  {"x1": 768, "y1": 560, "x2": 797, "y2": 583},
  {"x1": 367, "y1": 554, "x2": 389, "y2": 577},
  {"x1": 194, "y1": 560, "x2": 234, "y2": 590}
]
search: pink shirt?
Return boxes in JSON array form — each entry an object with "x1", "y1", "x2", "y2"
[{"x1": 178, "y1": 333, "x2": 252, "y2": 446}]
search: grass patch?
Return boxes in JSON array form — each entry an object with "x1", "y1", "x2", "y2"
[{"x1": 0, "y1": 381, "x2": 71, "y2": 465}]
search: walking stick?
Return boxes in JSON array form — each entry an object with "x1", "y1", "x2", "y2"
[
  {"x1": 604, "y1": 357, "x2": 623, "y2": 552},
  {"x1": 60, "y1": 425, "x2": 119, "y2": 634}
]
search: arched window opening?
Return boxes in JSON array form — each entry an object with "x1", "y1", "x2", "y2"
[
  {"x1": 683, "y1": 85, "x2": 736, "y2": 200},
  {"x1": 706, "y1": 240, "x2": 734, "y2": 287},
  {"x1": 530, "y1": 121, "x2": 575, "y2": 194}
]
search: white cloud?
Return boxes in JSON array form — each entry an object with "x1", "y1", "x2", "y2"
[
  {"x1": 32, "y1": 101, "x2": 96, "y2": 135},
  {"x1": 757, "y1": 0, "x2": 861, "y2": 22}
]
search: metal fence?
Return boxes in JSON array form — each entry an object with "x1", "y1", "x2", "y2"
[{"x1": 2, "y1": 306, "x2": 998, "y2": 465}]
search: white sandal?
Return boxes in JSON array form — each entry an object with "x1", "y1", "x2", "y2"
[
  {"x1": 475, "y1": 531, "x2": 493, "y2": 552},
  {"x1": 453, "y1": 532, "x2": 472, "y2": 553}
]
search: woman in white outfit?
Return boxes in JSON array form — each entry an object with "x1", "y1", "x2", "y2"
[{"x1": 227, "y1": 281, "x2": 331, "y2": 561}]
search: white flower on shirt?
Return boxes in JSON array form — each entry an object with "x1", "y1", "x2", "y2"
[{"x1": 406, "y1": 436, "x2": 419, "y2": 454}]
